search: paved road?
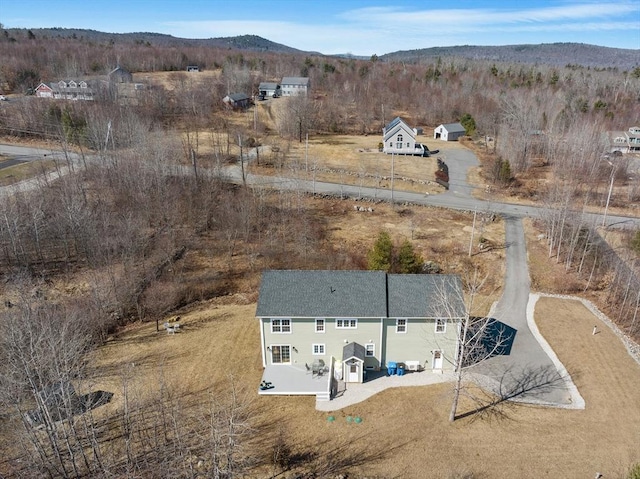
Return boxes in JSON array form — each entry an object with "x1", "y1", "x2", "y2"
[{"x1": 0, "y1": 142, "x2": 636, "y2": 408}]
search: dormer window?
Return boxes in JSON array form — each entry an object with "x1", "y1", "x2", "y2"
[
  {"x1": 58, "y1": 81, "x2": 67, "y2": 88},
  {"x1": 68, "y1": 81, "x2": 77, "y2": 88},
  {"x1": 79, "y1": 81, "x2": 87, "y2": 88}
]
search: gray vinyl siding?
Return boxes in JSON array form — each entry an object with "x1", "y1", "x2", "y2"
[
  {"x1": 261, "y1": 317, "x2": 382, "y2": 368},
  {"x1": 382, "y1": 318, "x2": 459, "y2": 370}
]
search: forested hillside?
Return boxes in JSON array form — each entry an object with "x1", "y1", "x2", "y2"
[{"x1": 381, "y1": 42, "x2": 640, "y2": 70}]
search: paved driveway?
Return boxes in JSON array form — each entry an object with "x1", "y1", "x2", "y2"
[{"x1": 469, "y1": 215, "x2": 583, "y2": 407}]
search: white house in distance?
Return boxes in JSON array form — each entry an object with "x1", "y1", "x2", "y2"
[
  {"x1": 280, "y1": 77, "x2": 310, "y2": 96},
  {"x1": 255, "y1": 270, "x2": 466, "y2": 401},
  {"x1": 35, "y1": 80, "x2": 96, "y2": 101},
  {"x1": 382, "y1": 117, "x2": 429, "y2": 155},
  {"x1": 605, "y1": 126, "x2": 640, "y2": 153},
  {"x1": 434, "y1": 122, "x2": 466, "y2": 141}
]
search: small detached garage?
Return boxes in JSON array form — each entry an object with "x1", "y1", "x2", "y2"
[{"x1": 434, "y1": 122, "x2": 466, "y2": 141}]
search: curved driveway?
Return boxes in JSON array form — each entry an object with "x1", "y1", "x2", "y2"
[{"x1": 0, "y1": 143, "x2": 636, "y2": 407}]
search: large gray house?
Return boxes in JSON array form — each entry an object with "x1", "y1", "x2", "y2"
[
  {"x1": 280, "y1": 76, "x2": 310, "y2": 96},
  {"x1": 255, "y1": 270, "x2": 466, "y2": 400}
]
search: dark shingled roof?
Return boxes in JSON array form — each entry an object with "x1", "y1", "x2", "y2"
[
  {"x1": 256, "y1": 270, "x2": 466, "y2": 319},
  {"x1": 343, "y1": 342, "x2": 366, "y2": 361},
  {"x1": 256, "y1": 270, "x2": 387, "y2": 318},
  {"x1": 387, "y1": 274, "x2": 466, "y2": 318}
]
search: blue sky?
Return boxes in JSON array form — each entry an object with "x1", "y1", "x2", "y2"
[{"x1": 2, "y1": 0, "x2": 639, "y2": 55}]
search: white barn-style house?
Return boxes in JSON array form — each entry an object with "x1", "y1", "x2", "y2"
[{"x1": 382, "y1": 117, "x2": 430, "y2": 155}]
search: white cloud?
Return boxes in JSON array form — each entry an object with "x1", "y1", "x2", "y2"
[{"x1": 163, "y1": 2, "x2": 640, "y2": 55}]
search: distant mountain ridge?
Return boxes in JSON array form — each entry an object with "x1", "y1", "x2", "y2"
[
  {"x1": 6, "y1": 28, "x2": 638, "y2": 69},
  {"x1": 380, "y1": 43, "x2": 639, "y2": 69},
  {"x1": 7, "y1": 28, "x2": 306, "y2": 54}
]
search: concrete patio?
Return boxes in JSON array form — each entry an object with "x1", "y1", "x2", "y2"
[
  {"x1": 316, "y1": 369, "x2": 455, "y2": 411},
  {"x1": 258, "y1": 364, "x2": 331, "y2": 398}
]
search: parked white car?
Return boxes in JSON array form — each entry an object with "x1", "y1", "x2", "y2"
[{"x1": 0, "y1": 95, "x2": 7, "y2": 101}]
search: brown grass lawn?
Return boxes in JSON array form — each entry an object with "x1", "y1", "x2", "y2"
[
  {"x1": 199, "y1": 98, "x2": 474, "y2": 195},
  {"x1": 83, "y1": 293, "x2": 640, "y2": 478}
]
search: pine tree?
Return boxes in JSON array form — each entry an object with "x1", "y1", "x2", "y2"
[
  {"x1": 367, "y1": 231, "x2": 393, "y2": 272},
  {"x1": 397, "y1": 239, "x2": 424, "y2": 274}
]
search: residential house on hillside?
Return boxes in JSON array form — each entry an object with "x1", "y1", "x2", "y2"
[
  {"x1": 35, "y1": 80, "x2": 97, "y2": 101},
  {"x1": 108, "y1": 66, "x2": 133, "y2": 84},
  {"x1": 222, "y1": 92, "x2": 252, "y2": 110},
  {"x1": 281, "y1": 76, "x2": 310, "y2": 96},
  {"x1": 382, "y1": 117, "x2": 428, "y2": 155},
  {"x1": 186, "y1": 65, "x2": 200, "y2": 72},
  {"x1": 605, "y1": 126, "x2": 640, "y2": 153},
  {"x1": 256, "y1": 270, "x2": 465, "y2": 400},
  {"x1": 258, "y1": 82, "x2": 281, "y2": 99},
  {"x1": 35, "y1": 68, "x2": 134, "y2": 102},
  {"x1": 434, "y1": 123, "x2": 466, "y2": 141}
]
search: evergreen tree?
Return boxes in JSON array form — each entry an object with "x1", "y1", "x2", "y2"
[
  {"x1": 367, "y1": 231, "x2": 393, "y2": 272},
  {"x1": 397, "y1": 239, "x2": 424, "y2": 274},
  {"x1": 460, "y1": 113, "x2": 477, "y2": 137}
]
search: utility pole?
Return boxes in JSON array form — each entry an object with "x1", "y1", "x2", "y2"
[
  {"x1": 391, "y1": 152, "x2": 395, "y2": 203},
  {"x1": 238, "y1": 134, "x2": 246, "y2": 187},
  {"x1": 468, "y1": 208, "x2": 477, "y2": 256},
  {"x1": 602, "y1": 161, "x2": 615, "y2": 227}
]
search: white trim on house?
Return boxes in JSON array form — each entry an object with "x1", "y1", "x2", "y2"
[
  {"x1": 365, "y1": 343, "x2": 375, "y2": 357},
  {"x1": 396, "y1": 318, "x2": 407, "y2": 333},
  {"x1": 271, "y1": 318, "x2": 292, "y2": 333},
  {"x1": 260, "y1": 318, "x2": 266, "y2": 367},
  {"x1": 432, "y1": 349, "x2": 444, "y2": 370},
  {"x1": 336, "y1": 318, "x2": 357, "y2": 329},
  {"x1": 270, "y1": 344, "x2": 292, "y2": 364}
]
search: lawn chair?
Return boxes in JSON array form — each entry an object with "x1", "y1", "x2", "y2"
[{"x1": 164, "y1": 322, "x2": 176, "y2": 334}]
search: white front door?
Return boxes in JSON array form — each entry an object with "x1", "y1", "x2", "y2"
[
  {"x1": 348, "y1": 363, "x2": 359, "y2": 382},
  {"x1": 432, "y1": 350, "x2": 443, "y2": 370}
]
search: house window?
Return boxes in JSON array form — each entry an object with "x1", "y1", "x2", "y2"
[
  {"x1": 388, "y1": 141, "x2": 392, "y2": 147},
  {"x1": 396, "y1": 318, "x2": 407, "y2": 333},
  {"x1": 336, "y1": 318, "x2": 357, "y2": 329},
  {"x1": 315, "y1": 319, "x2": 325, "y2": 333},
  {"x1": 396, "y1": 142, "x2": 403, "y2": 149},
  {"x1": 435, "y1": 318, "x2": 446, "y2": 333},
  {"x1": 397, "y1": 134, "x2": 403, "y2": 142},
  {"x1": 312, "y1": 344, "x2": 325, "y2": 355},
  {"x1": 271, "y1": 345, "x2": 291, "y2": 364},
  {"x1": 365, "y1": 343, "x2": 375, "y2": 357},
  {"x1": 271, "y1": 318, "x2": 291, "y2": 333}
]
